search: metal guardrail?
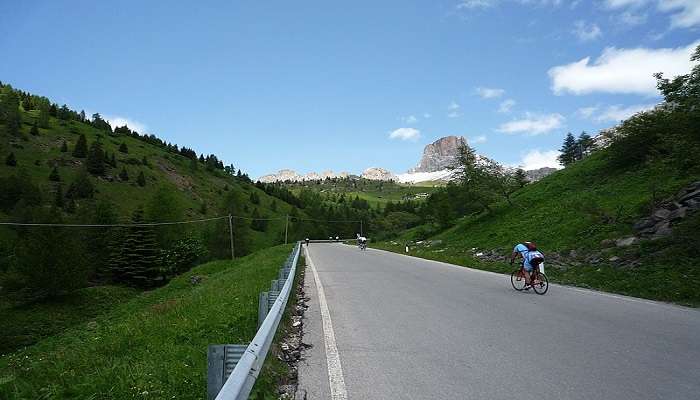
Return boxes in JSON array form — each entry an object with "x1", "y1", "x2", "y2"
[{"x1": 213, "y1": 242, "x2": 301, "y2": 400}]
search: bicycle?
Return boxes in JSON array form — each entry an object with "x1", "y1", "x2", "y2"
[
  {"x1": 511, "y1": 263, "x2": 549, "y2": 295},
  {"x1": 358, "y1": 241, "x2": 367, "y2": 250}
]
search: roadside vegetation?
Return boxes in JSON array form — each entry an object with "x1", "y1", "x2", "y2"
[{"x1": 0, "y1": 244, "x2": 292, "y2": 399}]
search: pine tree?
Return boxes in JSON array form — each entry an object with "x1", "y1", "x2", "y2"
[
  {"x1": 119, "y1": 143, "x2": 128, "y2": 153},
  {"x1": 110, "y1": 207, "x2": 161, "y2": 287},
  {"x1": 66, "y1": 169, "x2": 94, "y2": 199},
  {"x1": 137, "y1": 171, "x2": 146, "y2": 187},
  {"x1": 53, "y1": 184, "x2": 64, "y2": 208},
  {"x1": 60, "y1": 140, "x2": 68, "y2": 152},
  {"x1": 514, "y1": 168, "x2": 528, "y2": 188},
  {"x1": 73, "y1": 134, "x2": 88, "y2": 158},
  {"x1": 86, "y1": 140, "x2": 106, "y2": 175},
  {"x1": 575, "y1": 132, "x2": 594, "y2": 161},
  {"x1": 558, "y1": 133, "x2": 577, "y2": 166},
  {"x1": 65, "y1": 198, "x2": 76, "y2": 213},
  {"x1": 0, "y1": 87, "x2": 21, "y2": 136},
  {"x1": 119, "y1": 167, "x2": 129, "y2": 181},
  {"x1": 30, "y1": 122, "x2": 39, "y2": 136},
  {"x1": 251, "y1": 208, "x2": 268, "y2": 231},
  {"x1": 5, "y1": 152, "x2": 17, "y2": 166},
  {"x1": 108, "y1": 152, "x2": 117, "y2": 167},
  {"x1": 49, "y1": 166, "x2": 61, "y2": 182}
]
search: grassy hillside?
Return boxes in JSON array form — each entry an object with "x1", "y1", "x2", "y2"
[
  {"x1": 0, "y1": 104, "x2": 298, "y2": 251},
  {"x1": 0, "y1": 244, "x2": 293, "y2": 399}
]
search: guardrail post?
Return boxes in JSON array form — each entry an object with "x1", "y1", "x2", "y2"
[
  {"x1": 258, "y1": 292, "x2": 269, "y2": 328},
  {"x1": 207, "y1": 344, "x2": 248, "y2": 400}
]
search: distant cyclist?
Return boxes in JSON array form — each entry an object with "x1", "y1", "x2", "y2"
[
  {"x1": 305, "y1": 238, "x2": 310, "y2": 246},
  {"x1": 357, "y1": 234, "x2": 367, "y2": 250},
  {"x1": 510, "y1": 242, "x2": 545, "y2": 288}
]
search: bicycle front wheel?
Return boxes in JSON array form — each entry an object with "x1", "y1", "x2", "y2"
[
  {"x1": 532, "y1": 272, "x2": 549, "y2": 295},
  {"x1": 511, "y1": 269, "x2": 527, "y2": 291}
]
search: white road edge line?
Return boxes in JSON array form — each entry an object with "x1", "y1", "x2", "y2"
[{"x1": 305, "y1": 246, "x2": 348, "y2": 400}]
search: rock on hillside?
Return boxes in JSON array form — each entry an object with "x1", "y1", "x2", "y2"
[
  {"x1": 361, "y1": 167, "x2": 396, "y2": 181},
  {"x1": 409, "y1": 136, "x2": 466, "y2": 173}
]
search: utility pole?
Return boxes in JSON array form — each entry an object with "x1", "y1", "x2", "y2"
[
  {"x1": 228, "y1": 215, "x2": 235, "y2": 259},
  {"x1": 284, "y1": 215, "x2": 289, "y2": 244},
  {"x1": 360, "y1": 220, "x2": 363, "y2": 236}
]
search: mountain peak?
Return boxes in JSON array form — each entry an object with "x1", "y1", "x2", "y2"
[{"x1": 409, "y1": 136, "x2": 466, "y2": 173}]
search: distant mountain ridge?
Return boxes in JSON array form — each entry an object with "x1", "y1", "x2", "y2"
[{"x1": 257, "y1": 135, "x2": 557, "y2": 183}]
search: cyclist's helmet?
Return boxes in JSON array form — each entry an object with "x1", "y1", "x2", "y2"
[{"x1": 525, "y1": 241, "x2": 537, "y2": 250}]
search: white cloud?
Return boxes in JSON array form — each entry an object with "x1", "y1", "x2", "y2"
[
  {"x1": 519, "y1": 149, "x2": 562, "y2": 170},
  {"x1": 548, "y1": 41, "x2": 699, "y2": 96},
  {"x1": 618, "y1": 11, "x2": 647, "y2": 26},
  {"x1": 423, "y1": 113, "x2": 432, "y2": 119},
  {"x1": 476, "y1": 87, "x2": 505, "y2": 98},
  {"x1": 575, "y1": 106, "x2": 598, "y2": 119},
  {"x1": 604, "y1": 0, "x2": 648, "y2": 9},
  {"x1": 401, "y1": 115, "x2": 418, "y2": 124},
  {"x1": 447, "y1": 101, "x2": 461, "y2": 118},
  {"x1": 469, "y1": 135, "x2": 488, "y2": 144},
  {"x1": 457, "y1": 0, "x2": 562, "y2": 9},
  {"x1": 497, "y1": 112, "x2": 565, "y2": 135},
  {"x1": 457, "y1": 0, "x2": 498, "y2": 9},
  {"x1": 572, "y1": 20, "x2": 602, "y2": 41},
  {"x1": 498, "y1": 99, "x2": 516, "y2": 113},
  {"x1": 575, "y1": 103, "x2": 657, "y2": 122},
  {"x1": 594, "y1": 103, "x2": 657, "y2": 122},
  {"x1": 389, "y1": 127, "x2": 421, "y2": 141},
  {"x1": 104, "y1": 115, "x2": 148, "y2": 134},
  {"x1": 658, "y1": 0, "x2": 700, "y2": 29}
]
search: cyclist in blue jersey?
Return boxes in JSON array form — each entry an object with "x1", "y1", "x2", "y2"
[{"x1": 510, "y1": 241, "x2": 544, "y2": 288}]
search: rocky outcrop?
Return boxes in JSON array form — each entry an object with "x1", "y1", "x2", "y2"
[
  {"x1": 408, "y1": 136, "x2": 466, "y2": 173},
  {"x1": 361, "y1": 167, "x2": 396, "y2": 181},
  {"x1": 633, "y1": 180, "x2": 700, "y2": 239},
  {"x1": 258, "y1": 169, "x2": 349, "y2": 183},
  {"x1": 525, "y1": 167, "x2": 557, "y2": 182}
]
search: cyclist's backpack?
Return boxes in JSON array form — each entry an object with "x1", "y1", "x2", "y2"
[{"x1": 528, "y1": 250, "x2": 545, "y2": 266}]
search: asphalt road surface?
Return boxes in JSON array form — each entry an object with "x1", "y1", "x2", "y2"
[{"x1": 297, "y1": 243, "x2": 700, "y2": 400}]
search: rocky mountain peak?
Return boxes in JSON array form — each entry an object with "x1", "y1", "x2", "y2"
[
  {"x1": 409, "y1": 136, "x2": 466, "y2": 173},
  {"x1": 361, "y1": 167, "x2": 396, "y2": 181}
]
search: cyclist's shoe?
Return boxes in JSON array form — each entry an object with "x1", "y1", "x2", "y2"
[{"x1": 523, "y1": 284, "x2": 532, "y2": 290}]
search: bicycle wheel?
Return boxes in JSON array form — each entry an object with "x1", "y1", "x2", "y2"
[
  {"x1": 532, "y1": 272, "x2": 549, "y2": 295},
  {"x1": 511, "y1": 269, "x2": 527, "y2": 291}
]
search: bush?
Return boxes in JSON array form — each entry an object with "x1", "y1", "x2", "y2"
[{"x1": 160, "y1": 237, "x2": 208, "y2": 276}]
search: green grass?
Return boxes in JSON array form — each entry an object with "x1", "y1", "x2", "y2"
[
  {"x1": 0, "y1": 245, "x2": 293, "y2": 399},
  {"x1": 0, "y1": 286, "x2": 139, "y2": 356}
]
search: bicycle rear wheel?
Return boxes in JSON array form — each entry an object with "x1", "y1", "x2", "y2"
[
  {"x1": 511, "y1": 269, "x2": 527, "y2": 291},
  {"x1": 532, "y1": 272, "x2": 549, "y2": 295}
]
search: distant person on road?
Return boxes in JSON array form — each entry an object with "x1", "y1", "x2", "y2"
[
  {"x1": 305, "y1": 238, "x2": 310, "y2": 246},
  {"x1": 357, "y1": 233, "x2": 367, "y2": 249},
  {"x1": 510, "y1": 242, "x2": 544, "y2": 287}
]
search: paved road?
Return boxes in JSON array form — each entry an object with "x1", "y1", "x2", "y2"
[{"x1": 297, "y1": 243, "x2": 700, "y2": 400}]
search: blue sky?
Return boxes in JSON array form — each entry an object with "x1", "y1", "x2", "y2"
[{"x1": 1, "y1": 0, "x2": 698, "y2": 177}]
